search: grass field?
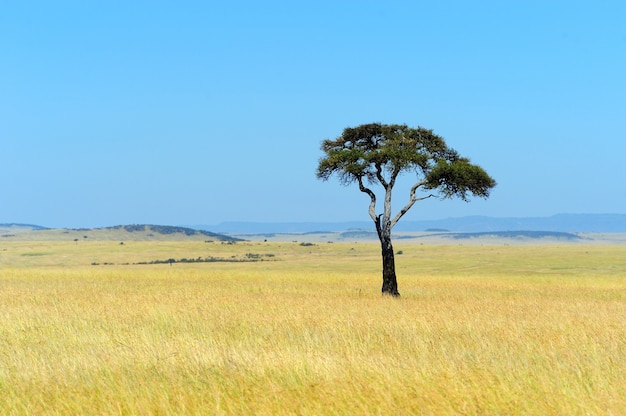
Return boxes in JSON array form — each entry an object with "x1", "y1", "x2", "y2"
[{"x1": 1, "y1": 240, "x2": 625, "y2": 415}]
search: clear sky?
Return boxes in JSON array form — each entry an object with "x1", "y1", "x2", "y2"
[{"x1": 2, "y1": 1, "x2": 625, "y2": 228}]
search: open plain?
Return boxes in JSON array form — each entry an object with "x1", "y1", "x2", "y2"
[{"x1": 1, "y1": 238, "x2": 625, "y2": 415}]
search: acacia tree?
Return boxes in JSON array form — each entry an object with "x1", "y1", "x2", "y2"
[{"x1": 317, "y1": 123, "x2": 496, "y2": 297}]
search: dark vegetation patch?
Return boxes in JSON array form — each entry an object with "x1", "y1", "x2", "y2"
[
  {"x1": 91, "y1": 252, "x2": 276, "y2": 266},
  {"x1": 103, "y1": 224, "x2": 242, "y2": 241},
  {"x1": 340, "y1": 230, "x2": 377, "y2": 239}
]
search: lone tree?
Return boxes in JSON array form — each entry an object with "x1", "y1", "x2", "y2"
[{"x1": 317, "y1": 123, "x2": 496, "y2": 297}]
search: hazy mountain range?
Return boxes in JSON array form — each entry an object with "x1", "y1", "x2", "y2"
[
  {"x1": 195, "y1": 214, "x2": 626, "y2": 234},
  {"x1": 3, "y1": 214, "x2": 626, "y2": 237}
]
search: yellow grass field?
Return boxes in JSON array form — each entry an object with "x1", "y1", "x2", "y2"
[{"x1": 1, "y1": 240, "x2": 625, "y2": 415}]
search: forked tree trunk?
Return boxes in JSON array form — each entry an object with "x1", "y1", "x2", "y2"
[{"x1": 376, "y1": 216, "x2": 400, "y2": 297}]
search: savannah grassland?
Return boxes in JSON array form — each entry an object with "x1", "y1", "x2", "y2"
[{"x1": 0, "y1": 239, "x2": 625, "y2": 415}]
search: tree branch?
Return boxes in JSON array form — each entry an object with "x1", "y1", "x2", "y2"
[
  {"x1": 381, "y1": 167, "x2": 401, "y2": 233},
  {"x1": 375, "y1": 163, "x2": 388, "y2": 188},
  {"x1": 388, "y1": 166, "x2": 401, "y2": 189},
  {"x1": 390, "y1": 181, "x2": 434, "y2": 228},
  {"x1": 358, "y1": 176, "x2": 377, "y2": 222}
]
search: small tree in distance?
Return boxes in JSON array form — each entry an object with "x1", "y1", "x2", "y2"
[{"x1": 317, "y1": 123, "x2": 496, "y2": 297}]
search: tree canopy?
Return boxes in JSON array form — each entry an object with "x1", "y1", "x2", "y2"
[{"x1": 317, "y1": 123, "x2": 495, "y2": 204}]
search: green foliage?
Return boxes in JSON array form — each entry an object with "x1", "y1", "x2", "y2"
[
  {"x1": 426, "y1": 158, "x2": 496, "y2": 201},
  {"x1": 317, "y1": 122, "x2": 496, "y2": 200}
]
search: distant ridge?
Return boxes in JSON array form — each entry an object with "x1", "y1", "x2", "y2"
[
  {"x1": 0, "y1": 223, "x2": 49, "y2": 230},
  {"x1": 100, "y1": 225, "x2": 241, "y2": 241},
  {"x1": 196, "y1": 214, "x2": 626, "y2": 234},
  {"x1": 437, "y1": 231, "x2": 585, "y2": 241},
  {"x1": 3, "y1": 214, "x2": 626, "y2": 236},
  {"x1": 1, "y1": 224, "x2": 241, "y2": 242}
]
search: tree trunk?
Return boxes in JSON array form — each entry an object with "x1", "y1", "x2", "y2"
[
  {"x1": 376, "y1": 216, "x2": 400, "y2": 297},
  {"x1": 380, "y1": 235, "x2": 400, "y2": 297}
]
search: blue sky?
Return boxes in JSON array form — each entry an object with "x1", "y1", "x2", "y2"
[{"x1": 2, "y1": 1, "x2": 625, "y2": 228}]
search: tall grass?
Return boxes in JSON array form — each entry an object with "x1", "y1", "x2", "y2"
[{"x1": 0, "y1": 242, "x2": 625, "y2": 414}]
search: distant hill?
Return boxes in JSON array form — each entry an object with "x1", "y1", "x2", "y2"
[
  {"x1": 0, "y1": 224, "x2": 240, "y2": 242},
  {"x1": 196, "y1": 214, "x2": 626, "y2": 234},
  {"x1": 102, "y1": 225, "x2": 241, "y2": 241},
  {"x1": 396, "y1": 214, "x2": 626, "y2": 233},
  {"x1": 435, "y1": 231, "x2": 585, "y2": 241},
  {"x1": 0, "y1": 223, "x2": 48, "y2": 233}
]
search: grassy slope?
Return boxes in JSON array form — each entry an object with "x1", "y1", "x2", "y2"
[{"x1": 1, "y1": 241, "x2": 625, "y2": 414}]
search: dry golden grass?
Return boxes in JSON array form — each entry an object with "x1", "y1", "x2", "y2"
[{"x1": 0, "y1": 241, "x2": 625, "y2": 415}]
